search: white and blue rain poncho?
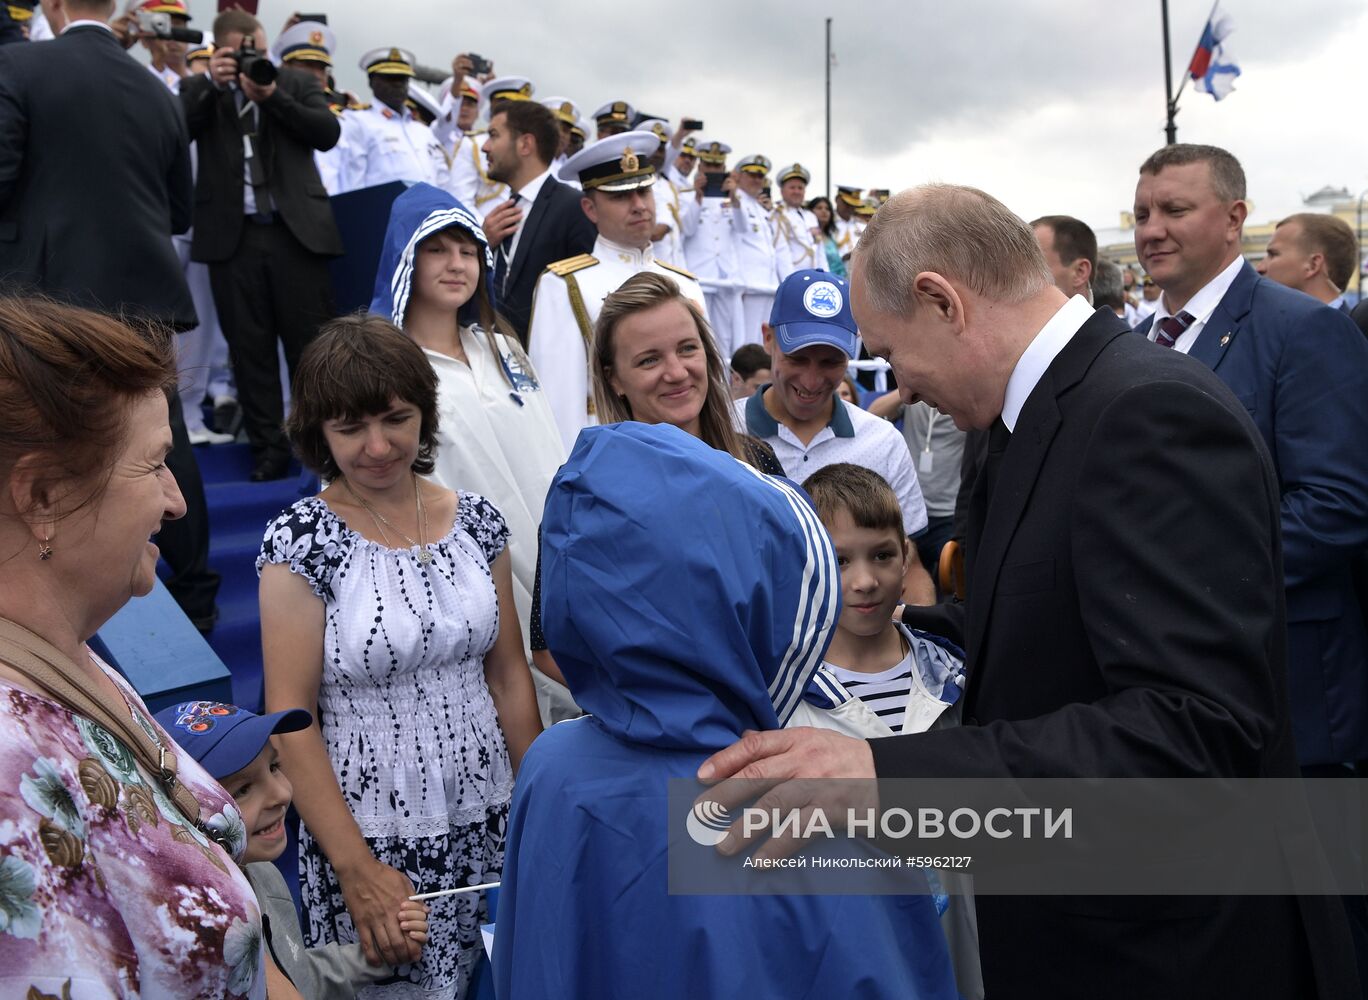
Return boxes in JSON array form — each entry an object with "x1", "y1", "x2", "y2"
[{"x1": 492, "y1": 422, "x2": 957, "y2": 999}]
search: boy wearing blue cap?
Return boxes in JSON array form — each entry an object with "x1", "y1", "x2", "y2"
[
  {"x1": 734, "y1": 268, "x2": 936, "y2": 603},
  {"x1": 156, "y1": 701, "x2": 429, "y2": 998}
]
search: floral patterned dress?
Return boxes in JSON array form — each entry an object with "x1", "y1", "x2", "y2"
[
  {"x1": 0, "y1": 655, "x2": 263, "y2": 999},
  {"x1": 257, "y1": 492, "x2": 513, "y2": 1000}
]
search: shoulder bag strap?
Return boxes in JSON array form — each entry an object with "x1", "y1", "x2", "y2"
[{"x1": 0, "y1": 618, "x2": 202, "y2": 825}]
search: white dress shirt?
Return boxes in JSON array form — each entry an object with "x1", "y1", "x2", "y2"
[
  {"x1": 61, "y1": 18, "x2": 112, "y2": 33},
  {"x1": 1001, "y1": 294, "x2": 1095, "y2": 432},
  {"x1": 1146, "y1": 254, "x2": 1244, "y2": 354},
  {"x1": 504, "y1": 167, "x2": 551, "y2": 266}
]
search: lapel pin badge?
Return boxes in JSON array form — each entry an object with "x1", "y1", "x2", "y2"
[{"x1": 1219, "y1": 332, "x2": 1231, "y2": 347}]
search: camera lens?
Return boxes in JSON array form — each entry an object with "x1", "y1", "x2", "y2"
[{"x1": 246, "y1": 58, "x2": 278, "y2": 86}]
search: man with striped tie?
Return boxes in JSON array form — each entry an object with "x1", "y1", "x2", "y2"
[
  {"x1": 1133, "y1": 145, "x2": 1368, "y2": 776},
  {"x1": 1133, "y1": 143, "x2": 1368, "y2": 990}
]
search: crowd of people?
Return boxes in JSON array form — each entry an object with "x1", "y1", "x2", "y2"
[{"x1": 1, "y1": 0, "x2": 1367, "y2": 997}]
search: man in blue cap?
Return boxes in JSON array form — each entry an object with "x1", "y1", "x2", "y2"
[{"x1": 735, "y1": 268, "x2": 935, "y2": 603}]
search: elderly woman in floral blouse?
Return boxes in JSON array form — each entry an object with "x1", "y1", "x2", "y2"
[{"x1": 0, "y1": 298, "x2": 284, "y2": 998}]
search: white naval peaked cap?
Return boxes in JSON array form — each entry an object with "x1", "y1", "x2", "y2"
[
  {"x1": 407, "y1": 82, "x2": 442, "y2": 121},
  {"x1": 694, "y1": 138, "x2": 732, "y2": 164},
  {"x1": 359, "y1": 46, "x2": 416, "y2": 76},
  {"x1": 559, "y1": 131, "x2": 661, "y2": 192},
  {"x1": 272, "y1": 21, "x2": 335, "y2": 65},
  {"x1": 592, "y1": 100, "x2": 636, "y2": 126},
  {"x1": 480, "y1": 76, "x2": 536, "y2": 107},
  {"x1": 542, "y1": 96, "x2": 583, "y2": 126}
]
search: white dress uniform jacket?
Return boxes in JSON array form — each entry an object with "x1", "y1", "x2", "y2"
[
  {"x1": 527, "y1": 235, "x2": 709, "y2": 452},
  {"x1": 337, "y1": 104, "x2": 448, "y2": 192},
  {"x1": 773, "y1": 203, "x2": 825, "y2": 279},
  {"x1": 731, "y1": 189, "x2": 780, "y2": 347},
  {"x1": 682, "y1": 193, "x2": 745, "y2": 355},
  {"x1": 833, "y1": 214, "x2": 865, "y2": 257},
  {"x1": 651, "y1": 174, "x2": 686, "y2": 268}
]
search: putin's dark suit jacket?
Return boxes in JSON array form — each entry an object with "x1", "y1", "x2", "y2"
[
  {"x1": 495, "y1": 175, "x2": 596, "y2": 342},
  {"x1": 1137, "y1": 263, "x2": 1368, "y2": 766},
  {"x1": 894, "y1": 307, "x2": 1357, "y2": 999},
  {"x1": 0, "y1": 24, "x2": 195, "y2": 329}
]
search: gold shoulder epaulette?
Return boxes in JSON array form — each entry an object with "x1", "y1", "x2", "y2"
[
  {"x1": 547, "y1": 254, "x2": 600, "y2": 277},
  {"x1": 655, "y1": 260, "x2": 698, "y2": 281}
]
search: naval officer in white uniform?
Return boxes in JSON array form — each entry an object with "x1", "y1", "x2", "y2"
[{"x1": 527, "y1": 131, "x2": 709, "y2": 451}]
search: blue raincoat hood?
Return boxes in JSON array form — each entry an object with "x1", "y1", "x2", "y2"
[
  {"x1": 540, "y1": 421, "x2": 841, "y2": 752},
  {"x1": 368, "y1": 182, "x2": 494, "y2": 329}
]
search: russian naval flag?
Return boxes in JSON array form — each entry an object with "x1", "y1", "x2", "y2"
[{"x1": 1189, "y1": 6, "x2": 1241, "y2": 100}]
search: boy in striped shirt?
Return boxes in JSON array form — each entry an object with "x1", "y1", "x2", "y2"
[{"x1": 802, "y1": 463, "x2": 964, "y2": 735}]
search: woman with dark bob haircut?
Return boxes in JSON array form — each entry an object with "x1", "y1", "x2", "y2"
[
  {"x1": 0, "y1": 296, "x2": 278, "y2": 995},
  {"x1": 258, "y1": 314, "x2": 541, "y2": 999}
]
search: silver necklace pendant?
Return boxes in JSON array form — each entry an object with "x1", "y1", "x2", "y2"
[{"x1": 417, "y1": 549, "x2": 433, "y2": 565}]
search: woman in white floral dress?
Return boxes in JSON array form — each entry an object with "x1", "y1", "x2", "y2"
[
  {"x1": 258, "y1": 316, "x2": 542, "y2": 999},
  {"x1": 0, "y1": 298, "x2": 270, "y2": 998}
]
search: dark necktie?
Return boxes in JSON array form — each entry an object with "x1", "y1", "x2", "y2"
[
  {"x1": 496, "y1": 192, "x2": 523, "y2": 295},
  {"x1": 967, "y1": 418, "x2": 1012, "y2": 568},
  {"x1": 983, "y1": 417, "x2": 1011, "y2": 502},
  {"x1": 1154, "y1": 309, "x2": 1195, "y2": 349},
  {"x1": 236, "y1": 92, "x2": 273, "y2": 219}
]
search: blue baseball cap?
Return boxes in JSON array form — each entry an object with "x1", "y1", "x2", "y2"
[
  {"x1": 154, "y1": 700, "x2": 312, "y2": 780},
  {"x1": 768, "y1": 270, "x2": 860, "y2": 358}
]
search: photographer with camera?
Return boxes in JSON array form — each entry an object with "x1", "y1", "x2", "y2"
[{"x1": 180, "y1": 8, "x2": 342, "y2": 482}]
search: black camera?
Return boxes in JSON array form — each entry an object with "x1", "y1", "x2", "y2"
[
  {"x1": 135, "y1": 10, "x2": 202, "y2": 43},
  {"x1": 235, "y1": 39, "x2": 278, "y2": 87},
  {"x1": 468, "y1": 52, "x2": 491, "y2": 76}
]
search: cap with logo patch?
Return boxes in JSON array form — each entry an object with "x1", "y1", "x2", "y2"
[
  {"x1": 153, "y1": 701, "x2": 312, "y2": 781},
  {"x1": 768, "y1": 269, "x2": 860, "y2": 358}
]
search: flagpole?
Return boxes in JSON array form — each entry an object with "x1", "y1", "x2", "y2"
[
  {"x1": 1164, "y1": 0, "x2": 1221, "y2": 144},
  {"x1": 1161, "y1": 0, "x2": 1177, "y2": 144},
  {"x1": 825, "y1": 17, "x2": 833, "y2": 201}
]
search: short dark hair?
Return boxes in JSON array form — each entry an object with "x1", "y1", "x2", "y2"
[
  {"x1": 286, "y1": 315, "x2": 439, "y2": 480},
  {"x1": 493, "y1": 101, "x2": 558, "y2": 167},
  {"x1": 1031, "y1": 214, "x2": 1097, "y2": 271},
  {"x1": 1139, "y1": 144, "x2": 1246, "y2": 202},
  {"x1": 212, "y1": 8, "x2": 261, "y2": 42},
  {"x1": 730, "y1": 343, "x2": 771, "y2": 379},
  {"x1": 1278, "y1": 213, "x2": 1360, "y2": 291},
  {"x1": 801, "y1": 463, "x2": 904, "y2": 539},
  {"x1": 1091, "y1": 259, "x2": 1125, "y2": 311}
]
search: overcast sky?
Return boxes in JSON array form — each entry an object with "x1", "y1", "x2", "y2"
[{"x1": 181, "y1": 0, "x2": 1366, "y2": 238}]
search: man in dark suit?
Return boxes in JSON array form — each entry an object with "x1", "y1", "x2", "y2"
[
  {"x1": 696, "y1": 184, "x2": 1359, "y2": 997},
  {"x1": 1132, "y1": 146, "x2": 1368, "y2": 774},
  {"x1": 0, "y1": 0, "x2": 220, "y2": 629},
  {"x1": 181, "y1": 8, "x2": 342, "y2": 481},
  {"x1": 1135, "y1": 147, "x2": 1368, "y2": 991},
  {"x1": 0, "y1": 0, "x2": 193, "y2": 326},
  {"x1": 480, "y1": 99, "x2": 596, "y2": 343}
]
